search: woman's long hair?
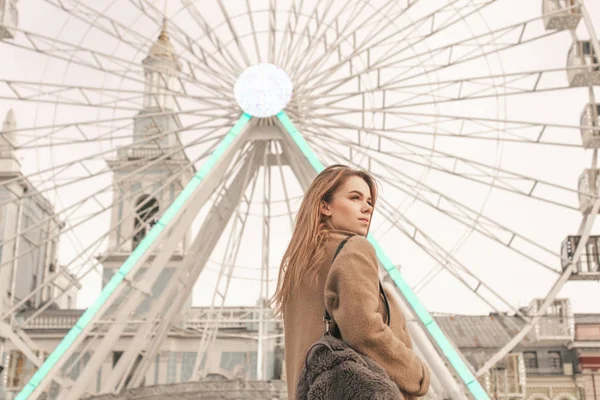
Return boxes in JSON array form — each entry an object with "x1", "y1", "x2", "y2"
[{"x1": 270, "y1": 164, "x2": 378, "y2": 316}]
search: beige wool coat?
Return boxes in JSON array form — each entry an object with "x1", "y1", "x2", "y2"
[{"x1": 283, "y1": 230, "x2": 431, "y2": 399}]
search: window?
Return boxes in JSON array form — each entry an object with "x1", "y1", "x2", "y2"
[
  {"x1": 219, "y1": 351, "x2": 257, "y2": 380},
  {"x1": 64, "y1": 352, "x2": 81, "y2": 379},
  {"x1": 548, "y1": 351, "x2": 563, "y2": 370},
  {"x1": 6, "y1": 351, "x2": 26, "y2": 388},
  {"x1": 167, "y1": 352, "x2": 177, "y2": 383},
  {"x1": 220, "y1": 352, "x2": 246, "y2": 373},
  {"x1": 132, "y1": 195, "x2": 159, "y2": 250},
  {"x1": 154, "y1": 354, "x2": 160, "y2": 385},
  {"x1": 112, "y1": 351, "x2": 123, "y2": 367},
  {"x1": 67, "y1": 295, "x2": 72, "y2": 309},
  {"x1": 96, "y1": 367, "x2": 102, "y2": 393},
  {"x1": 5, "y1": 350, "x2": 47, "y2": 389},
  {"x1": 523, "y1": 352, "x2": 538, "y2": 369},
  {"x1": 181, "y1": 352, "x2": 197, "y2": 382}
]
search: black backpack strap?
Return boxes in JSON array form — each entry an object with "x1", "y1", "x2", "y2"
[{"x1": 323, "y1": 236, "x2": 390, "y2": 335}]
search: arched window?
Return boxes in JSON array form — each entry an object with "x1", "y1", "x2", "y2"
[
  {"x1": 548, "y1": 351, "x2": 563, "y2": 370},
  {"x1": 523, "y1": 351, "x2": 538, "y2": 369},
  {"x1": 132, "y1": 195, "x2": 159, "y2": 250}
]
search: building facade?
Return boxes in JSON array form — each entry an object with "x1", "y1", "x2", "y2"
[
  {"x1": 101, "y1": 19, "x2": 194, "y2": 317},
  {"x1": 0, "y1": 110, "x2": 77, "y2": 315},
  {"x1": 0, "y1": 299, "x2": 598, "y2": 400},
  {"x1": 0, "y1": 108, "x2": 79, "y2": 398},
  {"x1": 571, "y1": 314, "x2": 600, "y2": 399}
]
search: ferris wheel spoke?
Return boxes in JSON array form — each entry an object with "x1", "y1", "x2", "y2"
[
  {"x1": 245, "y1": 0, "x2": 263, "y2": 63},
  {"x1": 292, "y1": 0, "x2": 420, "y2": 94},
  {"x1": 268, "y1": 0, "x2": 277, "y2": 64},
  {"x1": 309, "y1": 115, "x2": 584, "y2": 148},
  {"x1": 281, "y1": 0, "x2": 352, "y2": 74},
  {"x1": 376, "y1": 19, "x2": 562, "y2": 91},
  {"x1": 307, "y1": 133, "x2": 562, "y2": 277},
  {"x1": 3, "y1": 28, "x2": 234, "y2": 105},
  {"x1": 17, "y1": 121, "x2": 231, "y2": 151},
  {"x1": 311, "y1": 116, "x2": 580, "y2": 210},
  {"x1": 8, "y1": 136, "x2": 238, "y2": 325},
  {"x1": 214, "y1": 0, "x2": 252, "y2": 68},
  {"x1": 301, "y1": 0, "x2": 495, "y2": 95},
  {"x1": 0, "y1": 83, "x2": 138, "y2": 111},
  {"x1": 288, "y1": 0, "x2": 373, "y2": 83},
  {"x1": 1, "y1": 79, "x2": 228, "y2": 108},
  {"x1": 119, "y1": 0, "x2": 240, "y2": 88},
  {"x1": 309, "y1": 12, "x2": 558, "y2": 98},
  {"x1": 374, "y1": 200, "x2": 529, "y2": 319},
  {"x1": 0, "y1": 116, "x2": 231, "y2": 193},
  {"x1": 180, "y1": 0, "x2": 246, "y2": 77},
  {"x1": 274, "y1": 141, "x2": 295, "y2": 230},
  {"x1": 10, "y1": 108, "x2": 231, "y2": 152},
  {"x1": 274, "y1": 0, "x2": 303, "y2": 68},
  {"x1": 311, "y1": 108, "x2": 590, "y2": 147},
  {"x1": 313, "y1": 66, "x2": 570, "y2": 111},
  {"x1": 303, "y1": 122, "x2": 577, "y2": 221},
  {"x1": 292, "y1": 0, "x2": 436, "y2": 90},
  {"x1": 306, "y1": 126, "x2": 564, "y2": 262},
  {"x1": 0, "y1": 122, "x2": 228, "y2": 257},
  {"x1": 326, "y1": 79, "x2": 580, "y2": 111},
  {"x1": 281, "y1": 0, "x2": 334, "y2": 75},
  {"x1": 0, "y1": 139, "x2": 213, "y2": 288}
]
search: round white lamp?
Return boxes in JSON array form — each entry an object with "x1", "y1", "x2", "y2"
[{"x1": 234, "y1": 63, "x2": 293, "y2": 118}]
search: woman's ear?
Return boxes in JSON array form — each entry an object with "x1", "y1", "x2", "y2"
[{"x1": 320, "y1": 201, "x2": 332, "y2": 217}]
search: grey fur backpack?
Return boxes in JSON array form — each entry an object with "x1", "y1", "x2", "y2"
[{"x1": 296, "y1": 237, "x2": 403, "y2": 400}]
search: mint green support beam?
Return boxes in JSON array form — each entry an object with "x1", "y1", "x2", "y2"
[
  {"x1": 16, "y1": 113, "x2": 252, "y2": 400},
  {"x1": 276, "y1": 110, "x2": 490, "y2": 400}
]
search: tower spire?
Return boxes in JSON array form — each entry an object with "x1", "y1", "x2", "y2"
[
  {"x1": 144, "y1": 15, "x2": 180, "y2": 71},
  {"x1": 158, "y1": 17, "x2": 169, "y2": 42}
]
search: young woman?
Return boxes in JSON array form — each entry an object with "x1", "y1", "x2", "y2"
[{"x1": 272, "y1": 164, "x2": 430, "y2": 399}]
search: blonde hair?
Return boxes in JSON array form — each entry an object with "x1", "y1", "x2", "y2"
[{"x1": 270, "y1": 164, "x2": 378, "y2": 316}]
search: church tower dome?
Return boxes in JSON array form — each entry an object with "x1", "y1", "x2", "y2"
[{"x1": 143, "y1": 18, "x2": 182, "y2": 75}]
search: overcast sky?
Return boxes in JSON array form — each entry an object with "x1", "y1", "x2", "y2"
[{"x1": 0, "y1": 0, "x2": 599, "y2": 319}]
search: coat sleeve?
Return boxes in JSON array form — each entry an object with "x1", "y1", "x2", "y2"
[{"x1": 324, "y1": 236, "x2": 430, "y2": 396}]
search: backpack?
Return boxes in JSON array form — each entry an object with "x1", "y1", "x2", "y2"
[{"x1": 296, "y1": 237, "x2": 403, "y2": 400}]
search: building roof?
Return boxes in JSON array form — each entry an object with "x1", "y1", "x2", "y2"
[
  {"x1": 434, "y1": 314, "x2": 537, "y2": 349},
  {"x1": 574, "y1": 314, "x2": 600, "y2": 324}
]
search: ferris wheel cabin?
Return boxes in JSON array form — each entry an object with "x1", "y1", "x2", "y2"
[
  {"x1": 543, "y1": 0, "x2": 582, "y2": 30},
  {"x1": 580, "y1": 103, "x2": 600, "y2": 148},
  {"x1": 577, "y1": 169, "x2": 600, "y2": 213},
  {"x1": 567, "y1": 40, "x2": 600, "y2": 87},
  {"x1": 0, "y1": 0, "x2": 18, "y2": 39},
  {"x1": 561, "y1": 236, "x2": 600, "y2": 280},
  {"x1": 527, "y1": 298, "x2": 575, "y2": 341}
]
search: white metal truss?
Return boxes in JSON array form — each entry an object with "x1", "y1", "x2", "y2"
[
  {"x1": 19, "y1": 118, "x2": 257, "y2": 399},
  {"x1": 103, "y1": 141, "x2": 266, "y2": 394}
]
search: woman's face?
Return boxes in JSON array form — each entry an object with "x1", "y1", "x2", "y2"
[{"x1": 321, "y1": 175, "x2": 373, "y2": 236}]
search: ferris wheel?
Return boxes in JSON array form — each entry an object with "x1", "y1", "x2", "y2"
[{"x1": 1, "y1": 0, "x2": 600, "y2": 399}]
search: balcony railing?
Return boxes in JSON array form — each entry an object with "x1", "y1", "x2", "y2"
[{"x1": 20, "y1": 307, "x2": 282, "y2": 331}]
